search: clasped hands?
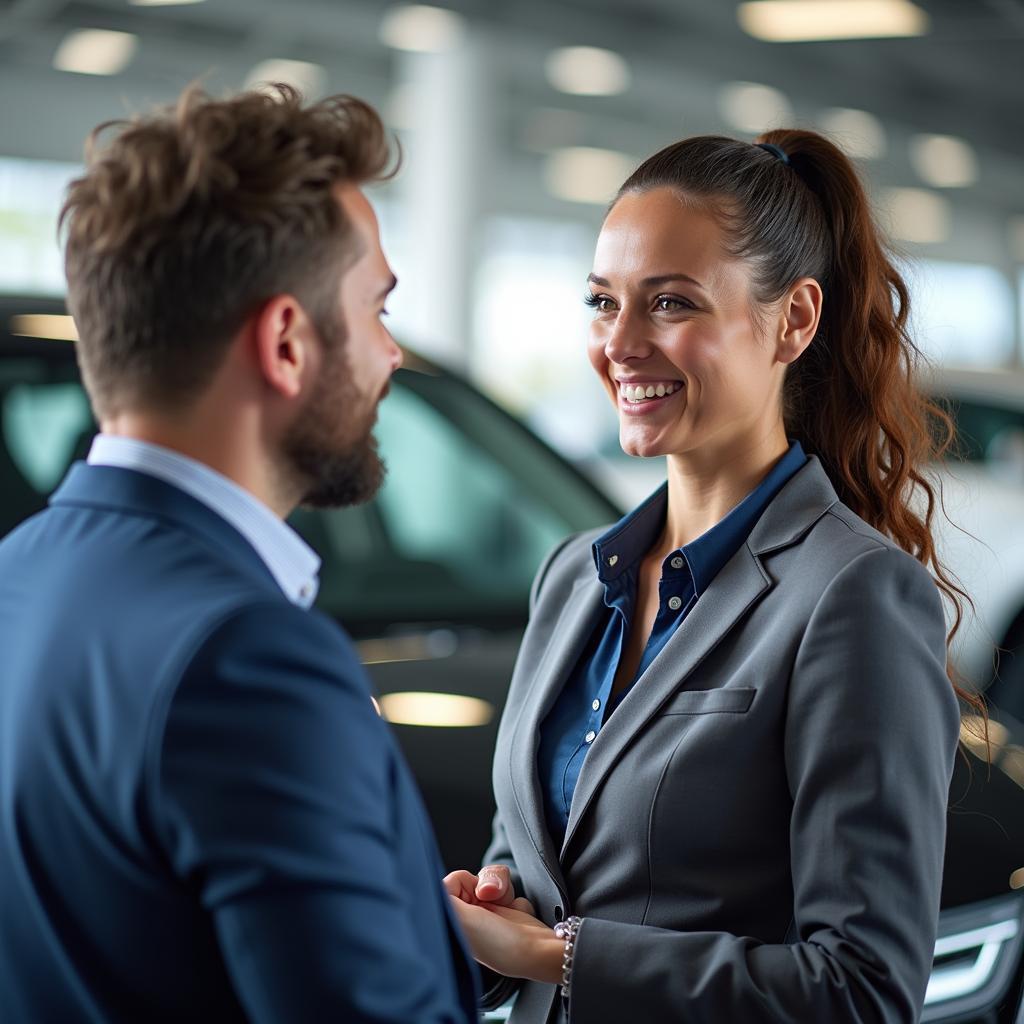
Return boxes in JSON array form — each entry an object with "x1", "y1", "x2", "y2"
[{"x1": 443, "y1": 865, "x2": 564, "y2": 985}]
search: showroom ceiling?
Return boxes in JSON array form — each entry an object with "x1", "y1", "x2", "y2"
[{"x1": 0, "y1": 0, "x2": 1021, "y2": 222}]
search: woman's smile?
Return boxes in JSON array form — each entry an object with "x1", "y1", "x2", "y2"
[{"x1": 616, "y1": 378, "x2": 685, "y2": 415}]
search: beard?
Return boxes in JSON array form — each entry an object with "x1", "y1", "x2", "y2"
[{"x1": 281, "y1": 324, "x2": 386, "y2": 509}]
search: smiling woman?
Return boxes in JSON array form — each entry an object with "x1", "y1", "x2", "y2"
[{"x1": 445, "y1": 128, "x2": 979, "y2": 1024}]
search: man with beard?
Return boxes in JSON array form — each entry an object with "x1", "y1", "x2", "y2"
[{"x1": 0, "y1": 86, "x2": 480, "y2": 1023}]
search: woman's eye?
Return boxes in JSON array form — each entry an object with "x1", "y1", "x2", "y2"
[
  {"x1": 655, "y1": 295, "x2": 688, "y2": 312},
  {"x1": 584, "y1": 293, "x2": 617, "y2": 313}
]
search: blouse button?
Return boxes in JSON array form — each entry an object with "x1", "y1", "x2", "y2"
[
  {"x1": 670, "y1": 556, "x2": 684, "y2": 569},
  {"x1": 668, "y1": 595, "x2": 683, "y2": 611},
  {"x1": 592, "y1": 699, "x2": 601, "y2": 711},
  {"x1": 585, "y1": 730, "x2": 596, "y2": 743}
]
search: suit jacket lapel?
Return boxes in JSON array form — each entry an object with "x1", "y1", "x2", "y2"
[
  {"x1": 560, "y1": 544, "x2": 772, "y2": 858},
  {"x1": 558, "y1": 456, "x2": 840, "y2": 860},
  {"x1": 509, "y1": 574, "x2": 605, "y2": 891}
]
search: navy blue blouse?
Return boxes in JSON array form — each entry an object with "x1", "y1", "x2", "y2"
[{"x1": 538, "y1": 442, "x2": 808, "y2": 847}]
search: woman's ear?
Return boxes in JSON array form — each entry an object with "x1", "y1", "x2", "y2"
[
  {"x1": 251, "y1": 294, "x2": 317, "y2": 400},
  {"x1": 776, "y1": 277, "x2": 822, "y2": 365}
]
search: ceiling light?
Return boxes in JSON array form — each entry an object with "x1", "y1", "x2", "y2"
[
  {"x1": 909, "y1": 133, "x2": 979, "y2": 188},
  {"x1": 880, "y1": 188, "x2": 951, "y2": 245},
  {"x1": 129, "y1": 0, "x2": 205, "y2": 6},
  {"x1": 244, "y1": 59, "x2": 326, "y2": 98},
  {"x1": 378, "y1": 691, "x2": 494, "y2": 727},
  {"x1": 379, "y1": 5, "x2": 465, "y2": 54},
  {"x1": 545, "y1": 46, "x2": 631, "y2": 97},
  {"x1": 544, "y1": 147, "x2": 635, "y2": 205},
  {"x1": 10, "y1": 315, "x2": 78, "y2": 341},
  {"x1": 738, "y1": 0, "x2": 929, "y2": 42},
  {"x1": 53, "y1": 29, "x2": 137, "y2": 76},
  {"x1": 818, "y1": 107, "x2": 886, "y2": 159},
  {"x1": 718, "y1": 81, "x2": 793, "y2": 134}
]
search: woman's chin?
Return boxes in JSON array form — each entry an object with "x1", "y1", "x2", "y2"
[{"x1": 619, "y1": 435, "x2": 669, "y2": 460}]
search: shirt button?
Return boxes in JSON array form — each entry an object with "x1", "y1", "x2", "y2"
[
  {"x1": 668, "y1": 595, "x2": 683, "y2": 611},
  {"x1": 592, "y1": 699, "x2": 601, "y2": 711},
  {"x1": 671, "y1": 556, "x2": 684, "y2": 569},
  {"x1": 585, "y1": 730, "x2": 596, "y2": 743},
  {"x1": 607, "y1": 554, "x2": 618, "y2": 567}
]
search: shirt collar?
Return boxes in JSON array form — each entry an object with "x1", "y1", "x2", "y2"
[
  {"x1": 87, "y1": 435, "x2": 321, "y2": 608},
  {"x1": 593, "y1": 441, "x2": 807, "y2": 597}
]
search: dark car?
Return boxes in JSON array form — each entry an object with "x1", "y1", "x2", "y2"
[{"x1": 2, "y1": 296, "x2": 1023, "y2": 1023}]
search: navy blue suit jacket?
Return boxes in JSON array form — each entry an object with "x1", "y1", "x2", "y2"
[{"x1": 0, "y1": 463, "x2": 480, "y2": 1023}]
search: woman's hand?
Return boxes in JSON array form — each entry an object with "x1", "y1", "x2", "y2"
[
  {"x1": 448, "y1": 896, "x2": 564, "y2": 984},
  {"x1": 443, "y1": 864, "x2": 518, "y2": 907}
]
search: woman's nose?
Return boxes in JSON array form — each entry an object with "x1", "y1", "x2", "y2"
[{"x1": 603, "y1": 307, "x2": 655, "y2": 364}]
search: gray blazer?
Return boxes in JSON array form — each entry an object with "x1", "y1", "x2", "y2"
[{"x1": 481, "y1": 455, "x2": 961, "y2": 1023}]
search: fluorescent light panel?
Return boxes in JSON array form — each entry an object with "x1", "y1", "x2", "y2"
[
  {"x1": 53, "y1": 29, "x2": 137, "y2": 76},
  {"x1": 244, "y1": 59, "x2": 326, "y2": 98},
  {"x1": 545, "y1": 46, "x2": 631, "y2": 97},
  {"x1": 818, "y1": 107, "x2": 886, "y2": 159},
  {"x1": 718, "y1": 82, "x2": 793, "y2": 134},
  {"x1": 129, "y1": 0, "x2": 205, "y2": 6},
  {"x1": 881, "y1": 187, "x2": 951, "y2": 245},
  {"x1": 379, "y1": 5, "x2": 465, "y2": 54},
  {"x1": 10, "y1": 315, "x2": 79, "y2": 341},
  {"x1": 378, "y1": 691, "x2": 494, "y2": 727},
  {"x1": 739, "y1": 0, "x2": 929, "y2": 42},
  {"x1": 909, "y1": 133, "x2": 979, "y2": 188},
  {"x1": 544, "y1": 147, "x2": 635, "y2": 205}
]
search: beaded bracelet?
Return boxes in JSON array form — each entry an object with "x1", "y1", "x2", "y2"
[{"x1": 553, "y1": 915, "x2": 583, "y2": 1003}]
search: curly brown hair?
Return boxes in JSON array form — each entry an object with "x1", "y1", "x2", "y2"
[
  {"x1": 60, "y1": 83, "x2": 397, "y2": 418},
  {"x1": 616, "y1": 129, "x2": 981, "y2": 722}
]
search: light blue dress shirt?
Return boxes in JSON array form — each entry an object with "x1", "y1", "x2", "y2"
[{"x1": 87, "y1": 435, "x2": 321, "y2": 608}]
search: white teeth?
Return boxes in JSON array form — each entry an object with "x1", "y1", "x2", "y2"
[{"x1": 620, "y1": 381, "x2": 682, "y2": 403}]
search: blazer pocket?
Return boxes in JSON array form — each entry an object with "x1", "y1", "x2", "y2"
[{"x1": 661, "y1": 687, "x2": 756, "y2": 715}]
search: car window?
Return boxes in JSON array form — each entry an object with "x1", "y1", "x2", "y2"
[
  {"x1": 0, "y1": 351, "x2": 617, "y2": 630},
  {"x1": 945, "y1": 396, "x2": 1024, "y2": 463},
  {"x1": 293, "y1": 367, "x2": 616, "y2": 627},
  {"x1": 0, "y1": 353, "x2": 93, "y2": 527}
]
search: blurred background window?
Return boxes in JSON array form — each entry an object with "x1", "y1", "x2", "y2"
[
  {"x1": 904, "y1": 260, "x2": 1017, "y2": 368},
  {"x1": 0, "y1": 158, "x2": 77, "y2": 296}
]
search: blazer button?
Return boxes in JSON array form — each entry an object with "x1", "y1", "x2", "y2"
[{"x1": 554, "y1": 905, "x2": 563, "y2": 921}]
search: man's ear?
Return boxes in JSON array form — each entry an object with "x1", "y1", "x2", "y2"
[
  {"x1": 251, "y1": 294, "x2": 317, "y2": 400},
  {"x1": 775, "y1": 277, "x2": 822, "y2": 365}
]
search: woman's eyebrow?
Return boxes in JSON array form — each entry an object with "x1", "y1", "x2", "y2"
[{"x1": 587, "y1": 272, "x2": 706, "y2": 290}]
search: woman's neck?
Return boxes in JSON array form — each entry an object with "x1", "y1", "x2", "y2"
[{"x1": 659, "y1": 427, "x2": 790, "y2": 552}]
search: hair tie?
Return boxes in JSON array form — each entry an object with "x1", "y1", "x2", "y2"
[{"x1": 756, "y1": 142, "x2": 790, "y2": 166}]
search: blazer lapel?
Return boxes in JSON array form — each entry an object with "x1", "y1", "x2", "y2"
[
  {"x1": 509, "y1": 574, "x2": 606, "y2": 891},
  {"x1": 560, "y1": 541, "x2": 772, "y2": 859},
  {"x1": 559, "y1": 455, "x2": 840, "y2": 860}
]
